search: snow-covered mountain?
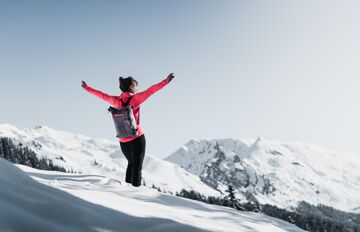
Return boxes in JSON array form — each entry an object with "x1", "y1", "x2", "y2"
[
  {"x1": 2, "y1": 123, "x2": 359, "y2": 216},
  {"x1": 0, "y1": 123, "x2": 219, "y2": 197},
  {"x1": 165, "y1": 138, "x2": 360, "y2": 213},
  {"x1": 0, "y1": 158, "x2": 304, "y2": 232}
]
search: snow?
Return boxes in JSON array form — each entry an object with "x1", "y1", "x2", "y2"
[
  {"x1": 1, "y1": 122, "x2": 358, "y2": 229},
  {"x1": 166, "y1": 137, "x2": 360, "y2": 213},
  {"x1": 0, "y1": 158, "x2": 304, "y2": 232},
  {"x1": 0, "y1": 123, "x2": 219, "y2": 197}
]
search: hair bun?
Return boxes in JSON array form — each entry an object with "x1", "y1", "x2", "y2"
[{"x1": 118, "y1": 76, "x2": 138, "y2": 93}]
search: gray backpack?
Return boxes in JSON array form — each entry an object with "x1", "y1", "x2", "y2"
[{"x1": 108, "y1": 96, "x2": 139, "y2": 138}]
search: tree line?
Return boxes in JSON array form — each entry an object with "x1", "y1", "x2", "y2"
[
  {"x1": 0, "y1": 137, "x2": 66, "y2": 172},
  {"x1": 174, "y1": 185, "x2": 360, "y2": 232}
]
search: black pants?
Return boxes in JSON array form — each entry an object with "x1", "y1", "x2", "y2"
[{"x1": 119, "y1": 134, "x2": 146, "y2": 187}]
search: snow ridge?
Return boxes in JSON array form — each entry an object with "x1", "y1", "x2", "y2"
[
  {"x1": 0, "y1": 158, "x2": 305, "y2": 232},
  {"x1": 0, "y1": 123, "x2": 219, "y2": 197}
]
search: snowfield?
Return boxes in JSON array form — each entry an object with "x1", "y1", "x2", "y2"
[
  {"x1": 0, "y1": 159, "x2": 304, "y2": 232},
  {"x1": 0, "y1": 123, "x2": 220, "y2": 197}
]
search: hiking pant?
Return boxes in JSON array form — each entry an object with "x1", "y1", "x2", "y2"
[{"x1": 119, "y1": 134, "x2": 146, "y2": 187}]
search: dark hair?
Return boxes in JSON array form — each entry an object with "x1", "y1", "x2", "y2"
[{"x1": 119, "y1": 76, "x2": 138, "y2": 92}]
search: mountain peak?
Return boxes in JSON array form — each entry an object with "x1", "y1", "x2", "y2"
[
  {"x1": 166, "y1": 137, "x2": 360, "y2": 212},
  {"x1": 32, "y1": 125, "x2": 52, "y2": 131},
  {"x1": 249, "y1": 136, "x2": 265, "y2": 151},
  {"x1": 255, "y1": 136, "x2": 264, "y2": 143}
]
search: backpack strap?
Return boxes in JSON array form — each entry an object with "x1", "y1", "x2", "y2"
[
  {"x1": 119, "y1": 96, "x2": 140, "y2": 126},
  {"x1": 120, "y1": 96, "x2": 133, "y2": 108},
  {"x1": 136, "y1": 107, "x2": 140, "y2": 126}
]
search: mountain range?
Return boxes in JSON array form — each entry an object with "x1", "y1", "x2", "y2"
[
  {"x1": 165, "y1": 137, "x2": 360, "y2": 213},
  {"x1": 1, "y1": 123, "x2": 359, "y2": 214}
]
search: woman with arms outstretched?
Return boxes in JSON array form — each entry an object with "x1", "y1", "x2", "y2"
[{"x1": 81, "y1": 73, "x2": 175, "y2": 187}]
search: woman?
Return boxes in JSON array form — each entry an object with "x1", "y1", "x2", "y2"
[{"x1": 81, "y1": 73, "x2": 175, "y2": 187}]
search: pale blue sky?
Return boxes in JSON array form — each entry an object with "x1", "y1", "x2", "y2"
[{"x1": 1, "y1": 0, "x2": 360, "y2": 158}]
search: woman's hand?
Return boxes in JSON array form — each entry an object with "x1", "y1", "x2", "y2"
[
  {"x1": 81, "y1": 80, "x2": 87, "y2": 88},
  {"x1": 166, "y1": 73, "x2": 175, "y2": 82}
]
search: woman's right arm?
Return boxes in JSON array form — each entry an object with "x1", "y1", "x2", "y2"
[{"x1": 81, "y1": 81, "x2": 118, "y2": 106}]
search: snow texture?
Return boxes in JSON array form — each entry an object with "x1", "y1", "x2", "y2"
[
  {"x1": 0, "y1": 158, "x2": 304, "y2": 232},
  {"x1": 0, "y1": 123, "x2": 219, "y2": 197}
]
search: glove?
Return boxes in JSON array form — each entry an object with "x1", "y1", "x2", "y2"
[
  {"x1": 81, "y1": 80, "x2": 87, "y2": 88},
  {"x1": 166, "y1": 73, "x2": 175, "y2": 82}
]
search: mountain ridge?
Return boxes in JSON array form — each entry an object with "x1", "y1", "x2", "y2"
[
  {"x1": 165, "y1": 137, "x2": 360, "y2": 213},
  {"x1": 2, "y1": 123, "x2": 359, "y2": 213}
]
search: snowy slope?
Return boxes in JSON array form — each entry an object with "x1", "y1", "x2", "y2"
[
  {"x1": 0, "y1": 123, "x2": 219, "y2": 197},
  {"x1": 165, "y1": 138, "x2": 360, "y2": 213},
  {"x1": 0, "y1": 158, "x2": 305, "y2": 232}
]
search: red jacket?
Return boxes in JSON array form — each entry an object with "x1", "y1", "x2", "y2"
[{"x1": 83, "y1": 78, "x2": 170, "y2": 143}]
